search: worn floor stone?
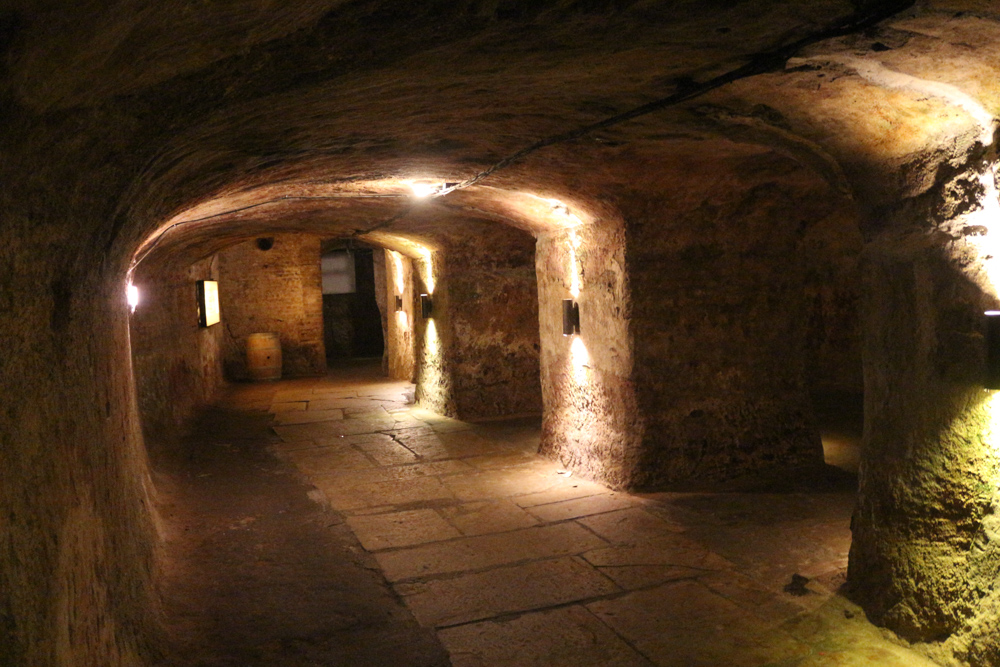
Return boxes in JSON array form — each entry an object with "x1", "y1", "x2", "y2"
[
  {"x1": 347, "y1": 509, "x2": 462, "y2": 550},
  {"x1": 374, "y1": 522, "x2": 608, "y2": 582},
  {"x1": 438, "y1": 605, "x2": 653, "y2": 667},
  {"x1": 398, "y1": 557, "x2": 620, "y2": 627},
  {"x1": 210, "y1": 360, "x2": 939, "y2": 666}
]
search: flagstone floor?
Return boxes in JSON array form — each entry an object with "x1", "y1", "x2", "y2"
[{"x1": 158, "y1": 359, "x2": 937, "y2": 666}]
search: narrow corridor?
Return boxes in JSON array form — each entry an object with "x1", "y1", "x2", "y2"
[{"x1": 156, "y1": 361, "x2": 932, "y2": 666}]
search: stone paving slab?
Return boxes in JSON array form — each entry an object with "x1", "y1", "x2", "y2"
[
  {"x1": 249, "y1": 368, "x2": 938, "y2": 667},
  {"x1": 312, "y1": 475, "x2": 456, "y2": 511},
  {"x1": 698, "y1": 569, "x2": 807, "y2": 626},
  {"x1": 513, "y1": 481, "x2": 608, "y2": 507},
  {"x1": 271, "y1": 389, "x2": 324, "y2": 403},
  {"x1": 398, "y1": 557, "x2": 620, "y2": 627},
  {"x1": 395, "y1": 432, "x2": 505, "y2": 461},
  {"x1": 438, "y1": 604, "x2": 652, "y2": 667},
  {"x1": 280, "y1": 445, "x2": 374, "y2": 473},
  {"x1": 306, "y1": 460, "x2": 475, "y2": 486},
  {"x1": 588, "y1": 580, "x2": 811, "y2": 667},
  {"x1": 528, "y1": 492, "x2": 636, "y2": 522},
  {"x1": 309, "y1": 397, "x2": 407, "y2": 411},
  {"x1": 273, "y1": 408, "x2": 344, "y2": 425},
  {"x1": 460, "y1": 450, "x2": 541, "y2": 471},
  {"x1": 689, "y1": 517, "x2": 852, "y2": 587},
  {"x1": 577, "y1": 507, "x2": 685, "y2": 544},
  {"x1": 269, "y1": 401, "x2": 307, "y2": 413},
  {"x1": 306, "y1": 388, "x2": 360, "y2": 399},
  {"x1": 353, "y1": 435, "x2": 420, "y2": 465},
  {"x1": 441, "y1": 466, "x2": 571, "y2": 502},
  {"x1": 374, "y1": 522, "x2": 609, "y2": 582},
  {"x1": 437, "y1": 499, "x2": 539, "y2": 536},
  {"x1": 347, "y1": 509, "x2": 462, "y2": 550},
  {"x1": 582, "y1": 534, "x2": 733, "y2": 590},
  {"x1": 273, "y1": 417, "x2": 409, "y2": 441}
]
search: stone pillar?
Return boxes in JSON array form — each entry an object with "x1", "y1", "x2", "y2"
[
  {"x1": 622, "y1": 177, "x2": 828, "y2": 488},
  {"x1": 413, "y1": 224, "x2": 542, "y2": 420},
  {"x1": 537, "y1": 222, "x2": 643, "y2": 489},
  {"x1": 384, "y1": 249, "x2": 416, "y2": 382},
  {"x1": 847, "y1": 228, "x2": 1000, "y2": 642}
]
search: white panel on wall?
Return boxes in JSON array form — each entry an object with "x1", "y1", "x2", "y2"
[{"x1": 322, "y1": 250, "x2": 356, "y2": 294}]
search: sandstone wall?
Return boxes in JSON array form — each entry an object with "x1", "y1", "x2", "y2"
[
  {"x1": 416, "y1": 226, "x2": 542, "y2": 420},
  {"x1": 217, "y1": 235, "x2": 326, "y2": 380},
  {"x1": 384, "y1": 249, "x2": 416, "y2": 383},
  {"x1": 537, "y1": 222, "x2": 643, "y2": 489},
  {"x1": 130, "y1": 255, "x2": 226, "y2": 440}
]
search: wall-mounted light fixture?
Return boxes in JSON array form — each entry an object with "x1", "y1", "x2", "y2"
[
  {"x1": 987, "y1": 311, "x2": 1000, "y2": 389},
  {"x1": 197, "y1": 280, "x2": 221, "y2": 327},
  {"x1": 395, "y1": 295, "x2": 404, "y2": 312},
  {"x1": 562, "y1": 299, "x2": 580, "y2": 336},
  {"x1": 410, "y1": 181, "x2": 441, "y2": 198},
  {"x1": 126, "y1": 283, "x2": 140, "y2": 313},
  {"x1": 421, "y1": 293, "x2": 433, "y2": 319}
]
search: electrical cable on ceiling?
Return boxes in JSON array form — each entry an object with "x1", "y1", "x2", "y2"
[
  {"x1": 132, "y1": 0, "x2": 914, "y2": 269},
  {"x1": 437, "y1": 0, "x2": 915, "y2": 196}
]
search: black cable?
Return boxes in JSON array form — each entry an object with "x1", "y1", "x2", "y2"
[
  {"x1": 438, "y1": 0, "x2": 916, "y2": 195},
  {"x1": 133, "y1": 0, "x2": 914, "y2": 269}
]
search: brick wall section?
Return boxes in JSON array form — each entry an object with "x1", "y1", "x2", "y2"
[
  {"x1": 130, "y1": 255, "x2": 226, "y2": 440},
  {"x1": 218, "y1": 234, "x2": 326, "y2": 379}
]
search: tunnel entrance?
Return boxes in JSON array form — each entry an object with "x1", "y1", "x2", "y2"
[{"x1": 320, "y1": 242, "x2": 385, "y2": 364}]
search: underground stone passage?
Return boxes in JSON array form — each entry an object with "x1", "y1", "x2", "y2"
[
  {"x1": 9, "y1": 1, "x2": 1000, "y2": 665},
  {"x1": 155, "y1": 360, "x2": 929, "y2": 666}
]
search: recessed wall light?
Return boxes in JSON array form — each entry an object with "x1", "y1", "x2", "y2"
[
  {"x1": 986, "y1": 311, "x2": 1000, "y2": 389},
  {"x1": 562, "y1": 299, "x2": 580, "y2": 336}
]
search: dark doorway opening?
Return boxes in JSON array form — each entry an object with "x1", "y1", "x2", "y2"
[{"x1": 321, "y1": 244, "x2": 385, "y2": 362}]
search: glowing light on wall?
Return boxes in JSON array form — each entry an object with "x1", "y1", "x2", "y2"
[
  {"x1": 568, "y1": 229, "x2": 581, "y2": 298},
  {"x1": 972, "y1": 167, "x2": 1000, "y2": 293},
  {"x1": 983, "y1": 390, "x2": 1000, "y2": 455},
  {"x1": 545, "y1": 198, "x2": 584, "y2": 228},
  {"x1": 420, "y1": 247, "x2": 435, "y2": 294},
  {"x1": 127, "y1": 283, "x2": 140, "y2": 312},
  {"x1": 570, "y1": 336, "x2": 590, "y2": 385},
  {"x1": 409, "y1": 181, "x2": 441, "y2": 198},
  {"x1": 391, "y1": 251, "x2": 405, "y2": 294},
  {"x1": 426, "y1": 318, "x2": 440, "y2": 356}
]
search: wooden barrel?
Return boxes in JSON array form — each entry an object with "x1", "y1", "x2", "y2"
[{"x1": 246, "y1": 333, "x2": 282, "y2": 381}]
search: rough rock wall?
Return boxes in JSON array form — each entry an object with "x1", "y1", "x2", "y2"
[
  {"x1": 130, "y1": 255, "x2": 226, "y2": 441},
  {"x1": 413, "y1": 252, "x2": 454, "y2": 415},
  {"x1": 623, "y1": 148, "x2": 843, "y2": 486},
  {"x1": 801, "y1": 208, "x2": 864, "y2": 394},
  {"x1": 421, "y1": 228, "x2": 542, "y2": 420},
  {"x1": 0, "y1": 265, "x2": 161, "y2": 666},
  {"x1": 385, "y1": 250, "x2": 416, "y2": 383},
  {"x1": 217, "y1": 235, "x2": 326, "y2": 379},
  {"x1": 373, "y1": 249, "x2": 389, "y2": 372},
  {"x1": 537, "y1": 222, "x2": 643, "y2": 490},
  {"x1": 848, "y1": 235, "x2": 999, "y2": 648}
]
